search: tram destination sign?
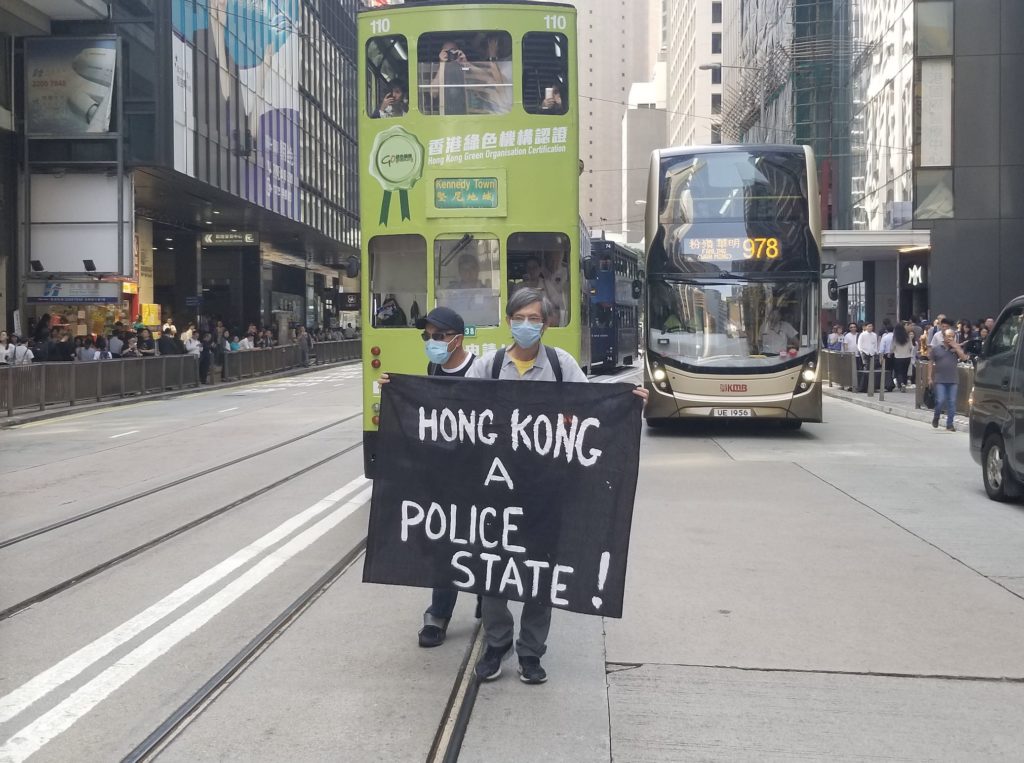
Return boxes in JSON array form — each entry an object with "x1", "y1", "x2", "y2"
[
  {"x1": 433, "y1": 177, "x2": 499, "y2": 209},
  {"x1": 363, "y1": 375, "x2": 642, "y2": 618}
]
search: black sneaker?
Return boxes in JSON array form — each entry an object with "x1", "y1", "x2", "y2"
[
  {"x1": 518, "y1": 656, "x2": 547, "y2": 684},
  {"x1": 475, "y1": 642, "x2": 512, "y2": 681},
  {"x1": 946, "y1": 424, "x2": 955, "y2": 432},
  {"x1": 418, "y1": 624, "x2": 447, "y2": 648},
  {"x1": 932, "y1": 417, "x2": 939, "y2": 429}
]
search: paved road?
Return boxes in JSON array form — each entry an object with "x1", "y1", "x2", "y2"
[{"x1": 2, "y1": 366, "x2": 1023, "y2": 762}]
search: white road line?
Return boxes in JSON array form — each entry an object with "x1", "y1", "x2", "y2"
[
  {"x1": 0, "y1": 484, "x2": 373, "y2": 763},
  {"x1": 0, "y1": 474, "x2": 370, "y2": 728},
  {"x1": 108, "y1": 430, "x2": 139, "y2": 439},
  {"x1": 217, "y1": 407, "x2": 239, "y2": 413},
  {"x1": 292, "y1": 391, "x2": 307, "y2": 396}
]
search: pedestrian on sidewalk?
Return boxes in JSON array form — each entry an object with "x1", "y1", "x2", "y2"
[
  {"x1": 826, "y1": 323, "x2": 844, "y2": 351},
  {"x1": 843, "y1": 322, "x2": 859, "y2": 354},
  {"x1": 891, "y1": 323, "x2": 913, "y2": 392},
  {"x1": 856, "y1": 322, "x2": 878, "y2": 392},
  {"x1": 928, "y1": 328, "x2": 968, "y2": 431},
  {"x1": 378, "y1": 306, "x2": 480, "y2": 649},
  {"x1": 878, "y1": 323, "x2": 895, "y2": 391},
  {"x1": 7, "y1": 334, "x2": 33, "y2": 365},
  {"x1": 465, "y1": 289, "x2": 647, "y2": 685}
]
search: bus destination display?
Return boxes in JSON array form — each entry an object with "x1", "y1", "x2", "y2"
[
  {"x1": 434, "y1": 177, "x2": 499, "y2": 210},
  {"x1": 683, "y1": 236, "x2": 781, "y2": 262}
]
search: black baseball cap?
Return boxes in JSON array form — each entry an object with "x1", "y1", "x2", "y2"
[{"x1": 416, "y1": 307, "x2": 465, "y2": 334}]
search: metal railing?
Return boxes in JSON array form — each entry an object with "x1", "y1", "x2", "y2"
[
  {"x1": 1, "y1": 340, "x2": 361, "y2": 417},
  {"x1": 220, "y1": 340, "x2": 360, "y2": 381}
]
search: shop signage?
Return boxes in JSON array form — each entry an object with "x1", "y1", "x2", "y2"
[
  {"x1": 340, "y1": 293, "x2": 360, "y2": 311},
  {"x1": 201, "y1": 231, "x2": 259, "y2": 247},
  {"x1": 141, "y1": 303, "x2": 161, "y2": 325},
  {"x1": 25, "y1": 38, "x2": 117, "y2": 135},
  {"x1": 902, "y1": 263, "x2": 927, "y2": 289},
  {"x1": 122, "y1": 281, "x2": 139, "y2": 294},
  {"x1": 26, "y1": 281, "x2": 120, "y2": 304}
]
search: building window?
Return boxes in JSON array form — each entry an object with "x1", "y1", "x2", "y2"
[
  {"x1": 711, "y1": 67, "x2": 721, "y2": 85},
  {"x1": 711, "y1": 32, "x2": 722, "y2": 55},
  {"x1": 915, "y1": 169, "x2": 953, "y2": 220},
  {"x1": 711, "y1": 2, "x2": 722, "y2": 24},
  {"x1": 711, "y1": 93, "x2": 722, "y2": 115},
  {"x1": 917, "y1": 1, "x2": 954, "y2": 57},
  {"x1": 710, "y1": 124, "x2": 722, "y2": 144}
]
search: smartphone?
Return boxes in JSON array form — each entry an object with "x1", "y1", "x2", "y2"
[{"x1": 544, "y1": 87, "x2": 554, "y2": 100}]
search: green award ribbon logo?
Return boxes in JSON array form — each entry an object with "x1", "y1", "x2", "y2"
[{"x1": 368, "y1": 126, "x2": 425, "y2": 226}]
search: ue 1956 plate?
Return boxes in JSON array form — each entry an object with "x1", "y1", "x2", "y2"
[{"x1": 711, "y1": 408, "x2": 752, "y2": 417}]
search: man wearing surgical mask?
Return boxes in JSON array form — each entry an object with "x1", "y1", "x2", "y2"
[
  {"x1": 464, "y1": 288, "x2": 647, "y2": 685},
  {"x1": 379, "y1": 306, "x2": 477, "y2": 648}
]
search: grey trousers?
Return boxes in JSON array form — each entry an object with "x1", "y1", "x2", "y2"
[{"x1": 481, "y1": 596, "x2": 552, "y2": 659}]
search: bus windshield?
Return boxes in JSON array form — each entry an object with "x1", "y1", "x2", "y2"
[
  {"x1": 648, "y1": 279, "x2": 817, "y2": 368},
  {"x1": 659, "y1": 150, "x2": 810, "y2": 225}
]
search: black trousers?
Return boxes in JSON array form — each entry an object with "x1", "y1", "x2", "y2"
[{"x1": 892, "y1": 357, "x2": 911, "y2": 387}]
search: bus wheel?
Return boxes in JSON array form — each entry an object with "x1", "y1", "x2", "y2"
[{"x1": 780, "y1": 419, "x2": 802, "y2": 431}]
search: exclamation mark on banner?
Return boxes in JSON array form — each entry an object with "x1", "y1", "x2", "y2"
[{"x1": 591, "y1": 551, "x2": 610, "y2": 610}]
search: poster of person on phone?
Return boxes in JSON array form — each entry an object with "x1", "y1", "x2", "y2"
[
  {"x1": 171, "y1": 0, "x2": 301, "y2": 221},
  {"x1": 25, "y1": 38, "x2": 117, "y2": 135}
]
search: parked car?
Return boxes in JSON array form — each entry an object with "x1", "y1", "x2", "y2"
[{"x1": 969, "y1": 296, "x2": 1024, "y2": 500}]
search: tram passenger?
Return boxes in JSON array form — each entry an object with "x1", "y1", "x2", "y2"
[
  {"x1": 465, "y1": 289, "x2": 648, "y2": 685},
  {"x1": 452, "y1": 254, "x2": 487, "y2": 289},
  {"x1": 430, "y1": 37, "x2": 508, "y2": 115},
  {"x1": 372, "y1": 80, "x2": 408, "y2": 119},
  {"x1": 540, "y1": 83, "x2": 563, "y2": 111},
  {"x1": 378, "y1": 307, "x2": 479, "y2": 648}
]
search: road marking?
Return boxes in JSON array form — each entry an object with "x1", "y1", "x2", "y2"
[
  {"x1": 217, "y1": 407, "x2": 239, "y2": 413},
  {"x1": 108, "y1": 430, "x2": 139, "y2": 439},
  {"x1": 0, "y1": 484, "x2": 373, "y2": 762},
  {"x1": 293, "y1": 391, "x2": 307, "y2": 396},
  {"x1": 0, "y1": 474, "x2": 370, "y2": 728}
]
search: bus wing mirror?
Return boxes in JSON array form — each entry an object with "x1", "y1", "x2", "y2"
[
  {"x1": 583, "y1": 257, "x2": 598, "y2": 280},
  {"x1": 345, "y1": 256, "x2": 361, "y2": 279}
]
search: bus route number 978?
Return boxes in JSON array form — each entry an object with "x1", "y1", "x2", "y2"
[
  {"x1": 544, "y1": 14, "x2": 567, "y2": 30},
  {"x1": 743, "y1": 237, "x2": 780, "y2": 260}
]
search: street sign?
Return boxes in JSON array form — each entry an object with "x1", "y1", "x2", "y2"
[
  {"x1": 201, "y1": 231, "x2": 259, "y2": 247},
  {"x1": 185, "y1": 295, "x2": 202, "y2": 306}
]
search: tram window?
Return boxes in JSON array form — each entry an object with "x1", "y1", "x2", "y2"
[
  {"x1": 507, "y1": 232, "x2": 571, "y2": 327},
  {"x1": 434, "y1": 235, "x2": 501, "y2": 327},
  {"x1": 366, "y1": 36, "x2": 410, "y2": 119},
  {"x1": 523, "y1": 33, "x2": 569, "y2": 115},
  {"x1": 418, "y1": 31, "x2": 512, "y2": 116},
  {"x1": 369, "y1": 234, "x2": 427, "y2": 328}
]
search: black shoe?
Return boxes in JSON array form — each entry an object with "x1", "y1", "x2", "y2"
[
  {"x1": 474, "y1": 596, "x2": 482, "y2": 619},
  {"x1": 475, "y1": 642, "x2": 512, "y2": 681},
  {"x1": 946, "y1": 425, "x2": 955, "y2": 432},
  {"x1": 518, "y1": 656, "x2": 548, "y2": 684},
  {"x1": 418, "y1": 624, "x2": 447, "y2": 648},
  {"x1": 932, "y1": 417, "x2": 939, "y2": 429}
]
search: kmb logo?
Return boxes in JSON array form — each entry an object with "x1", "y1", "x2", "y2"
[{"x1": 720, "y1": 383, "x2": 748, "y2": 393}]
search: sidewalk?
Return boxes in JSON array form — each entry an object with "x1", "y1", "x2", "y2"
[
  {"x1": 0, "y1": 359, "x2": 359, "y2": 428},
  {"x1": 822, "y1": 382, "x2": 969, "y2": 429}
]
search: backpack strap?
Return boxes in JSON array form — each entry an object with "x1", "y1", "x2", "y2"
[
  {"x1": 490, "y1": 347, "x2": 506, "y2": 379},
  {"x1": 544, "y1": 345, "x2": 562, "y2": 383},
  {"x1": 427, "y1": 362, "x2": 438, "y2": 376}
]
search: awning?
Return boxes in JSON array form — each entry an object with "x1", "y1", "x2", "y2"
[{"x1": 821, "y1": 229, "x2": 931, "y2": 263}]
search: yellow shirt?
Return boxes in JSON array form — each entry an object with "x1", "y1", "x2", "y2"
[{"x1": 511, "y1": 356, "x2": 535, "y2": 377}]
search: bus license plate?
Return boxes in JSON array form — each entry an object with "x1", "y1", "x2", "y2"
[{"x1": 712, "y1": 408, "x2": 751, "y2": 417}]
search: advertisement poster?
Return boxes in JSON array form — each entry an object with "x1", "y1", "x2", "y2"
[
  {"x1": 25, "y1": 38, "x2": 117, "y2": 135},
  {"x1": 172, "y1": 0, "x2": 301, "y2": 220}
]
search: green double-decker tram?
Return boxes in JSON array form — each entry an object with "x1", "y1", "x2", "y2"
[{"x1": 357, "y1": 0, "x2": 583, "y2": 476}]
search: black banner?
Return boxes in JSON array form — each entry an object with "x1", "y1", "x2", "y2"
[{"x1": 363, "y1": 375, "x2": 642, "y2": 618}]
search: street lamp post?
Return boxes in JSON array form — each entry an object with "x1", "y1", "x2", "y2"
[{"x1": 699, "y1": 62, "x2": 768, "y2": 143}]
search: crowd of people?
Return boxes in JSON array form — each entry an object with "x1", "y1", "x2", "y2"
[
  {"x1": 826, "y1": 313, "x2": 990, "y2": 430},
  {"x1": 0, "y1": 313, "x2": 361, "y2": 383}
]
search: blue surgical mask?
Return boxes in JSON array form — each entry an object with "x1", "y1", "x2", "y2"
[
  {"x1": 425, "y1": 338, "x2": 454, "y2": 364},
  {"x1": 510, "y1": 320, "x2": 543, "y2": 348}
]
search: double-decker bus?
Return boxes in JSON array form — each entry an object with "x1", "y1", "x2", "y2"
[
  {"x1": 642, "y1": 144, "x2": 823, "y2": 429},
  {"x1": 358, "y1": 0, "x2": 583, "y2": 476},
  {"x1": 589, "y1": 238, "x2": 640, "y2": 371}
]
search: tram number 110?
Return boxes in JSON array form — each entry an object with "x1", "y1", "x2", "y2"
[
  {"x1": 370, "y1": 18, "x2": 391, "y2": 34},
  {"x1": 743, "y1": 237, "x2": 780, "y2": 259},
  {"x1": 543, "y1": 14, "x2": 568, "y2": 30}
]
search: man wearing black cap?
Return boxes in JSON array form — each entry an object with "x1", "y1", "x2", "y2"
[{"x1": 379, "y1": 306, "x2": 477, "y2": 647}]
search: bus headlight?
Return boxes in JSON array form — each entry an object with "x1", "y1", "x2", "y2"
[
  {"x1": 653, "y1": 368, "x2": 667, "y2": 382},
  {"x1": 801, "y1": 368, "x2": 816, "y2": 382}
]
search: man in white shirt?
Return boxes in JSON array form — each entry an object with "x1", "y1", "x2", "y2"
[
  {"x1": 843, "y1": 322, "x2": 859, "y2": 354},
  {"x1": 237, "y1": 333, "x2": 253, "y2": 351},
  {"x1": 857, "y1": 322, "x2": 879, "y2": 357},
  {"x1": 760, "y1": 309, "x2": 799, "y2": 355}
]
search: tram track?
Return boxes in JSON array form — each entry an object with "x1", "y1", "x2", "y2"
[
  {"x1": 0, "y1": 419, "x2": 365, "y2": 622},
  {"x1": 0, "y1": 414, "x2": 360, "y2": 551}
]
